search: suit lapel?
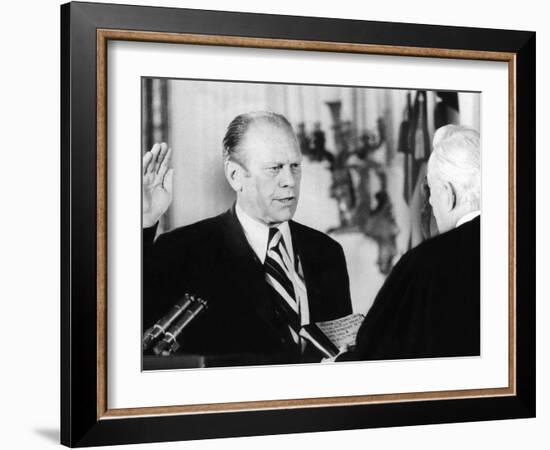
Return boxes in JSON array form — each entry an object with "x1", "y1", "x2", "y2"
[{"x1": 289, "y1": 221, "x2": 322, "y2": 322}]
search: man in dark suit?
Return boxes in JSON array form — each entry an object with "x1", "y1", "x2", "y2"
[
  {"x1": 143, "y1": 111, "x2": 352, "y2": 366},
  {"x1": 341, "y1": 124, "x2": 481, "y2": 361}
]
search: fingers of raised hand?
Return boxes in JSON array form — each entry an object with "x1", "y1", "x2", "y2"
[
  {"x1": 143, "y1": 143, "x2": 161, "y2": 175},
  {"x1": 157, "y1": 147, "x2": 172, "y2": 180},
  {"x1": 154, "y1": 143, "x2": 169, "y2": 174},
  {"x1": 144, "y1": 143, "x2": 172, "y2": 184},
  {"x1": 144, "y1": 142, "x2": 162, "y2": 175}
]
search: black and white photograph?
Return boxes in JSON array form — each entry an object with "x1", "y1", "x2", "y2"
[
  {"x1": 52, "y1": 0, "x2": 538, "y2": 448},
  {"x1": 141, "y1": 78, "x2": 481, "y2": 370}
]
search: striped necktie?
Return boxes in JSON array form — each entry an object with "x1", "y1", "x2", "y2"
[
  {"x1": 264, "y1": 229, "x2": 337, "y2": 358},
  {"x1": 264, "y1": 228, "x2": 300, "y2": 336}
]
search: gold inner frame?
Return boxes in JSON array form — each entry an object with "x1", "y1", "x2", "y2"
[{"x1": 96, "y1": 29, "x2": 517, "y2": 420}]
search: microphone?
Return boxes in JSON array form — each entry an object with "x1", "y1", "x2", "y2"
[
  {"x1": 153, "y1": 296, "x2": 208, "y2": 356},
  {"x1": 142, "y1": 294, "x2": 193, "y2": 351}
]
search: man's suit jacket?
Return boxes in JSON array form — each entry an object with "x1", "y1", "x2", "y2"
[
  {"x1": 342, "y1": 216, "x2": 480, "y2": 361},
  {"x1": 143, "y1": 206, "x2": 352, "y2": 365}
]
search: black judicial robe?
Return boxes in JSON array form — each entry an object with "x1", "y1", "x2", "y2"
[
  {"x1": 143, "y1": 205, "x2": 352, "y2": 365},
  {"x1": 346, "y1": 216, "x2": 480, "y2": 361}
]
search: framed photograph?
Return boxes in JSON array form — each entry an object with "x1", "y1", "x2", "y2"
[{"x1": 61, "y1": 1, "x2": 535, "y2": 447}]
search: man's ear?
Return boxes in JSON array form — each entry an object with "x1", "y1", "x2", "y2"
[
  {"x1": 442, "y1": 181, "x2": 457, "y2": 212},
  {"x1": 224, "y1": 160, "x2": 244, "y2": 193}
]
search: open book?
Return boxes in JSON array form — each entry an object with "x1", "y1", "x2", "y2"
[{"x1": 301, "y1": 313, "x2": 364, "y2": 359}]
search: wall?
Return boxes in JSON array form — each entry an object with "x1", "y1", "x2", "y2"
[{"x1": 0, "y1": 0, "x2": 546, "y2": 449}]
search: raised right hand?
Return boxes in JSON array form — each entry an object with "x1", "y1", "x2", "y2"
[{"x1": 143, "y1": 142, "x2": 173, "y2": 228}]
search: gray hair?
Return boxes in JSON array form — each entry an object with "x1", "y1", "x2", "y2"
[
  {"x1": 428, "y1": 124, "x2": 481, "y2": 209},
  {"x1": 222, "y1": 111, "x2": 295, "y2": 166}
]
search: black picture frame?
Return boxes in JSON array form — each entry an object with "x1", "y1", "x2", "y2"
[{"x1": 61, "y1": 1, "x2": 535, "y2": 447}]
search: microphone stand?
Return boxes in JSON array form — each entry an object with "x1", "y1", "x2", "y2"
[
  {"x1": 142, "y1": 294, "x2": 193, "y2": 351},
  {"x1": 153, "y1": 297, "x2": 208, "y2": 356}
]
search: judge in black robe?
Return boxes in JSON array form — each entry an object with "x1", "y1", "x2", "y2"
[
  {"x1": 346, "y1": 215, "x2": 480, "y2": 361},
  {"x1": 340, "y1": 124, "x2": 482, "y2": 362}
]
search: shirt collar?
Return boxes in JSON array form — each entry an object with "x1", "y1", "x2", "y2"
[
  {"x1": 456, "y1": 210, "x2": 481, "y2": 228},
  {"x1": 235, "y1": 202, "x2": 293, "y2": 264}
]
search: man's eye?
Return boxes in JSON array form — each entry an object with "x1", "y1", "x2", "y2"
[
  {"x1": 267, "y1": 165, "x2": 282, "y2": 172},
  {"x1": 291, "y1": 163, "x2": 301, "y2": 172}
]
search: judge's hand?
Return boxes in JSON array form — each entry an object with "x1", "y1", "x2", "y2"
[{"x1": 143, "y1": 143, "x2": 173, "y2": 228}]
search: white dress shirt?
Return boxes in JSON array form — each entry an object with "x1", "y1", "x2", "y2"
[{"x1": 456, "y1": 210, "x2": 481, "y2": 228}]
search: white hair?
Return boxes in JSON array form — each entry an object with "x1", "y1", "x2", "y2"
[{"x1": 428, "y1": 124, "x2": 481, "y2": 210}]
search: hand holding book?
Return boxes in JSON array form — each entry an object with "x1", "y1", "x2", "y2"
[{"x1": 302, "y1": 313, "x2": 364, "y2": 360}]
